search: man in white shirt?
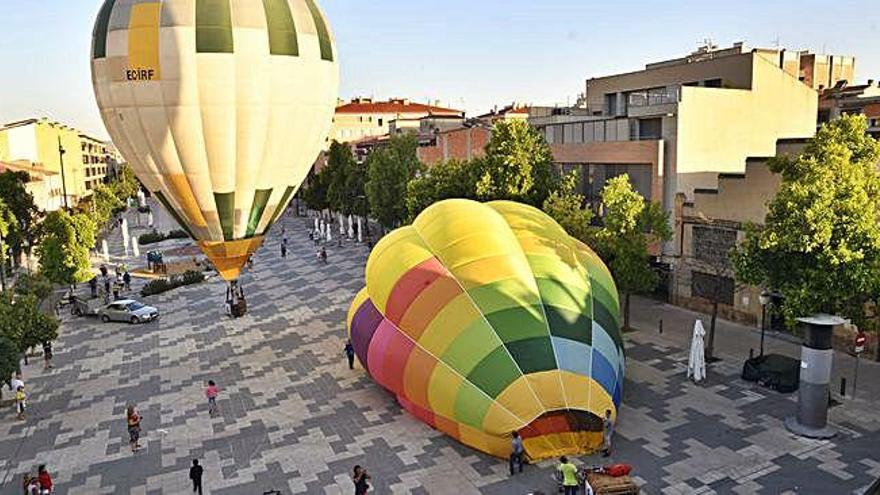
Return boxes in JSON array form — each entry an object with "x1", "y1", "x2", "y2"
[{"x1": 10, "y1": 372, "x2": 24, "y2": 392}]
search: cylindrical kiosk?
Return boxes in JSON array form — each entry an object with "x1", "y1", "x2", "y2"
[{"x1": 785, "y1": 314, "x2": 845, "y2": 439}]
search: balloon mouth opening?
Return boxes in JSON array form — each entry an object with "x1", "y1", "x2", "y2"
[{"x1": 519, "y1": 410, "x2": 607, "y2": 460}]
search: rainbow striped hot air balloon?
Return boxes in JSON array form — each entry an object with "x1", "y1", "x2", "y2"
[
  {"x1": 347, "y1": 199, "x2": 625, "y2": 459},
  {"x1": 90, "y1": 0, "x2": 338, "y2": 282}
]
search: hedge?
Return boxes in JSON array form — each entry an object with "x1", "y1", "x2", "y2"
[
  {"x1": 140, "y1": 270, "x2": 205, "y2": 297},
  {"x1": 138, "y1": 229, "x2": 190, "y2": 245}
]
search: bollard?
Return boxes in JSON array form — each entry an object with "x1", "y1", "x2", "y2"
[
  {"x1": 840, "y1": 377, "x2": 847, "y2": 398},
  {"x1": 659, "y1": 319, "x2": 663, "y2": 334},
  {"x1": 749, "y1": 348, "x2": 754, "y2": 360}
]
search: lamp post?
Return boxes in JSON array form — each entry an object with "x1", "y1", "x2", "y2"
[
  {"x1": 57, "y1": 136, "x2": 70, "y2": 210},
  {"x1": 22, "y1": 239, "x2": 30, "y2": 274},
  {"x1": 758, "y1": 289, "x2": 771, "y2": 356}
]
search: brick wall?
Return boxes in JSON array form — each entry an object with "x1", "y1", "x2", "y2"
[{"x1": 418, "y1": 127, "x2": 491, "y2": 166}]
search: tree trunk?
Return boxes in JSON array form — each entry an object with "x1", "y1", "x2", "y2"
[
  {"x1": 624, "y1": 292, "x2": 631, "y2": 330},
  {"x1": 707, "y1": 299, "x2": 718, "y2": 361}
]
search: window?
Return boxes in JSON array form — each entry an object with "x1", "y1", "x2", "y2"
[
  {"x1": 691, "y1": 271, "x2": 735, "y2": 306},
  {"x1": 82, "y1": 156, "x2": 88, "y2": 164},
  {"x1": 605, "y1": 94, "x2": 617, "y2": 115},
  {"x1": 693, "y1": 226, "x2": 736, "y2": 268},
  {"x1": 704, "y1": 78, "x2": 723, "y2": 88},
  {"x1": 638, "y1": 118, "x2": 662, "y2": 140},
  {"x1": 378, "y1": 118, "x2": 383, "y2": 127}
]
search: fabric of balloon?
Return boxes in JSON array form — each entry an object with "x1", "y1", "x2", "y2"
[
  {"x1": 90, "y1": 0, "x2": 340, "y2": 281},
  {"x1": 347, "y1": 199, "x2": 626, "y2": 460}
]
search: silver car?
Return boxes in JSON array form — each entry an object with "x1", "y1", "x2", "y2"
[{"x1": 99, "y1": 300, "x2": 159, "y2": 324}]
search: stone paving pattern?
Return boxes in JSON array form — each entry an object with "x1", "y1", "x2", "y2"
[{"x1": 1, "y1": 208, "x2": 879, "y2": 494}]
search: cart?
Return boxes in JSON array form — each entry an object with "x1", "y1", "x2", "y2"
[{"x1": 70, "y1": 296, "x2": 105, "y2": 317}]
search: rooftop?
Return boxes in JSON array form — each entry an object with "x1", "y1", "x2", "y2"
[{"x1": 335, "y1": 98, "x2": 463, "y2": 116}]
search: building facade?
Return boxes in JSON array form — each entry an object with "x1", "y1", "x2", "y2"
[
  {"x1": 417, "y1": 125, "x2": 492, "y2": 165},
  {"x1": 819, "y1": 80, "x2": 880, "y2": 138},
  {"x1": 0, "y1": 160, "x2": 65, "y2": 212},
  {"x1": 0, "y1": 118, "x2": 116, "y2": 207},
  {"x1": 331, "y1": 98, "x2": 464, "y2": 144},
  {"x1": 531, "y1": 42, "x2": 823, "y2": 255}
]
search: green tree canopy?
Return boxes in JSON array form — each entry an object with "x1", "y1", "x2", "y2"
[
  {"x1": 733, "y1": 114, "x2": 880, "y2": 326},
  {"x1": 111, "y1": 165, "x2": 141, "y2": 201},
  {"x1": 475, "y1": 120, "x2": 556, "y2": 206},
  {"x1": 0, "y1": 171, "x2": 41, "y2": 260},
  {"x1": 595, "y1": 175, "x2": 671, "y2": 329},
  {"x1": 0, "y1": 292, "x2": 59, "y2": 355},
  {"x1": 0, "y1": 335, "x2": 18, "y2": 391},
  {"x1": 91, "y1": 183, "x2": 125, "y2": 229},
  {"x1": 325, "y1": 141, "x2": 359, "y2": 214},
  {"x1": 37, "y1": 210, "x2": 97, "y2": 286},
  {"x1": 541, "y1": 170, "x2": 593, "y2": 242},
  {"x1": 405, "y1": 159, "x2": 479, "y2": 221},
  {"x1": 366, "y1": 133, "x2": 422, "y2": 229}
]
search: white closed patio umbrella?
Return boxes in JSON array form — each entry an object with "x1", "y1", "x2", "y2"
[
  {"x1": 688, "y1": 319, "x2": 707, "y2": 383},
  {"x1": 347, "y1": 215, "x2": 354, "y2": 239}
]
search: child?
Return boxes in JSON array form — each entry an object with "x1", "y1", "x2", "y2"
[
  {"x1": 205, "y1": 380, "x2": 220, "y2": 417},
  {"x1": 15, "y1": 386, "x2": 26, "y2": 420}
]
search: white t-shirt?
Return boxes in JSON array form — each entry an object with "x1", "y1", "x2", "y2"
[{"x1": 10, "y1": 378, "x2": 24, "y2": 391}]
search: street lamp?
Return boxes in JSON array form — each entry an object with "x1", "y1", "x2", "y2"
[
  {"x1": 22, "y1": 239, "x2": 30, "y2": 274},
  {"x1": 758, "y1": 289, "x2": 771, "y2": 356}
]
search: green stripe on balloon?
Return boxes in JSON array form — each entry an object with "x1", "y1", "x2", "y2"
[
  {"x1": 304, "y1": 0, "x2": 333, "y2": 61},
  {"x1": 246, "y1": 189, "x2": 273, "y2": 238},
  {"x1": 196, "y1": 0, "x2": 234, "y2": 53},
  {"x1": 92, "y1": 0, "x2": 117, "y2": 59},
  {"x1": 262, "y1": 0, "x2": 299, "y2": 56},
  {"x1": 466, "y1": 346, "x2": 520, "y2": 398},
  {"x1": 267, "y1": 186, "x2": 296, "y2": 228},
  {"x1": 213, "y1": 192, "x2": 235, "y2": 241}
]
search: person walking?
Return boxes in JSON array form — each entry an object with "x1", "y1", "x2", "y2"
[
  {"x1": 37, "y1": 465, "x2": 52, "y2": 494},
  {"x1": 42, "y1": 341, "x2": 53, "y2": 370},
  {"x1": 557, "y1": 456, "x2": 579, "y2": 495},
  {"x1": 602, "y1": 410, "x2": 614, "y2": 457},
  {"x1": 123, "y1": 271, "x2": 131, "y2": 291},
  {"x1": 352, "y1": 465, "x2": 371, "y2": 495},
  {"x1": 509, "y1": 431, "x2": 524, "y2": 475},
  {"x1": 10, "y1": 371, "x2": 24, "y2": 393},
  {"x1": 15, "y1": 386, "x2": 27, "y2": 420},
  {"x1": 126, "y1": 405, "x2": 142, "y2": 452},
  {"x1": 22, "y1": 473, "x2": 38, "y2": 495},
  {"x1": 320, "y1": 247, "x2": 328, "y2": 264},
  {"x1": 280, "y1": 242, "x2": 287, "y2": 259},
  {"x1": 189, "y1": 459, "x2": 204, "y2": 495},
  {"x1": 344, "y1": 341, "x2": 355, "y2": 370},
  {"x1": 205, "y1": 380, "x2": 220, "y2": 417}
]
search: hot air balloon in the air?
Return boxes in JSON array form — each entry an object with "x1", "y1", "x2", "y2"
[
  {"x1": 347, "y1": 199, "x2": 625, "y2": 459},
  {"x1": 91, "y1": 0, "x2": 339, "y2": 313}
]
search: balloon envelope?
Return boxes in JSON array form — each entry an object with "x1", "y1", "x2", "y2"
[
  {"x1": 91, "y1": 0, "x2": 339, "y2": 280},
  {"x1": 347, "y1": 199, "x2": 625, "y2": 459}
]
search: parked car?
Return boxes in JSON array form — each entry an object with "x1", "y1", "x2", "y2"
[{"x1": 99, "y1": 300, "x2": 159, "y2": 324}]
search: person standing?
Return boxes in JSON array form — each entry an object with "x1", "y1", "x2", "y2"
[
  {"x1": 42, "y1": 342, "x2": 53, "y2": 370},
  {"x1": 557, "y1": 456, "x2": 579, "y2": 495},
  {"x1": 37, "y1": 464, "x2": 52, "y2": 494},
  {"x1": 344, "y1": 341, "x2": 355, "y2": 370},
  {"x1": 352, "y1": 465, "x2": 371, "y2": 495},
  {"x1": 126, "y1": 405, "x2": 142, "y2": 453},
  {"x1": 509, "y1": 431, "x2": 524, "y2": 475},
  {"x1": 281, "y1": 242, "x2": 287, "y2": 259},
  {"x1": 205, "y1": 380, "x2": 220, "y2": 417},
  {"x1": 189, "y1": 459, "x2": 204, "y2": 495},
  {"x1": 320, "y1": 247, "x2": 327, "y2": 264},
  {"x1": 15, "y1": 386, "x2": 27, "y2": 420},
  {"x1": 10, "y1": 371, "x2": 24, "y2": 393},
  {"x1": 602, "y1": 410, "x2": 614, "y2": 457},
  {"x1": 123, "y1": 271, "x2": 131, "y2": 291}
]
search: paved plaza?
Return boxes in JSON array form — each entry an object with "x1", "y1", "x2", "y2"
[{"x1": 1, "y1": 208, "x2": 879, "y2": 494}]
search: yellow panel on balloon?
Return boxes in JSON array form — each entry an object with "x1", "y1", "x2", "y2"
[
  {"x1": 366, "y1": 228, "x2": 433, "y2": 313},
  {"x1": 127, "y1": 3, "x2": 162, "y2": 81}
]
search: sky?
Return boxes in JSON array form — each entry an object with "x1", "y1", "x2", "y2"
[{"x1": 1, "y1": 0, "x2": 878, "y2": 139}]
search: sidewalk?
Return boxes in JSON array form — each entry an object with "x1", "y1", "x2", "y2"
[{"x1": 627, "y1": 294, "x2": 880, "y2": 410}]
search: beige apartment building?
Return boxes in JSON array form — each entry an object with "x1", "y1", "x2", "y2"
[
  {"x1": 330, "y1": 97, "x2": 464, "y2": 144},
  {"x1": 530, "y1": 42, "x2": 834, "y2": 255},
  {"x1": 0, "y1": 118, "x2": 113, "y2": 207},
  {"x1": 0, "y1": 160, "x2": 65, "y2": 212}
]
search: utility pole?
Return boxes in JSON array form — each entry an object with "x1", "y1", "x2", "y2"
[{"x1": 58, "y1": 136, "x2": 70, "y2": 210}]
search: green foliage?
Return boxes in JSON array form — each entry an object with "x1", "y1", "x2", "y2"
[
  {"x1": 405, "y1": 159, "x2": 479, "y2": 221},
  {"x1": 0, "y1": 335, "x2": 18, "y2": 388},
  {"x1": 301, "y1": 165, "x2": 331, "y2": 212},
  {"x1": 475, "y1": 120, "x2": 556, "y2": 206},
  {"x1": 366, "y1": 133, "x2": 422, "y2": 229},
  {"x1": 91, "y1": 184, "x2": 125, "y2": 229},
  {"x1": 0, "y1": 198, "x2": 15, "y2": 272},
  {"x1": 594, "y1": 175, "x2": 671, "y2": 328},
  {"x1": 13, "y1": 273, "x2": 53, "y2": 301},
  {"x1": 138, "y1": 229, "x2": 190, "y2": 245},
  {"x1": 541, "y1": 170, "x2": 593, "y2": 241},
  {"x1": 37, "y1": 210, "x2": 97, "y2": 286},
  {"x1": 0, "y1": 171, "x2": 42, "y2": 260},
  {"x1": 325, "y1": 141, "x2": 358, "y2": 214},
  {"x1": 111, "y1": 165, "x2": 141, "y2": 201},
  {"x1": 733, "y1": 114, "x2": 880, "y2": 326},
  {"x1": 140, "y1": 270, "x2": 205, "y2": 297},
  {"x1": 0, "y1": 292, "x2": 59, "y2": 354}
]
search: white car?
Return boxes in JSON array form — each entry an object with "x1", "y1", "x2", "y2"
[{"x1": 99, "y1": 300, "x2": 159, "y2": 324}]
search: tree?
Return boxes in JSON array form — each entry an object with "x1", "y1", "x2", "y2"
[
  {"x1": 733, "y1": 114, "x2": 880, "y2": 328},
  {"x1": 91, "y1": 183, "x2": 125, "y2": 230},
  {"x1": 37, "y1": 210, "x2": 97, "y2": 286},
  {"x1": 475, "y1": 120, "x2": 556, "y2": 206},
  {"x1": 0, "y1": 335, "x2": 18, "y2": 397},
  {"x1": 0, "y1": 171, "x2": 41, "y2": 265},
  {"x1": 0, "y1": 292, "x2": 59, "y2": 359},
  {"x1": 542, "y1": 170, "x2": 594, "y2": 241},
  {"x1": 13, "y1": 273, "x2": 53, "y2": 301},
  {"x1": 301, "y1": 166, "x2": 331, "y2": 213},
  {"x1": 0, "y1": 198, "x2": 16, "y2": 290},
  {"x1": 325, "y1": 141, "x2": 358, "y2": 214},
  {"x1": 110, "y1": 165, "x2": 141, "y2": 201},
  {"x1": 405, "y1": 159, "x2": 479, "y2": 221},
  {"x1": 596, "y1": 175, "x2": 671, "y2": 330},
  {"x1": 365, "y1": 133, "x2": 422, "y2": 230}
]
